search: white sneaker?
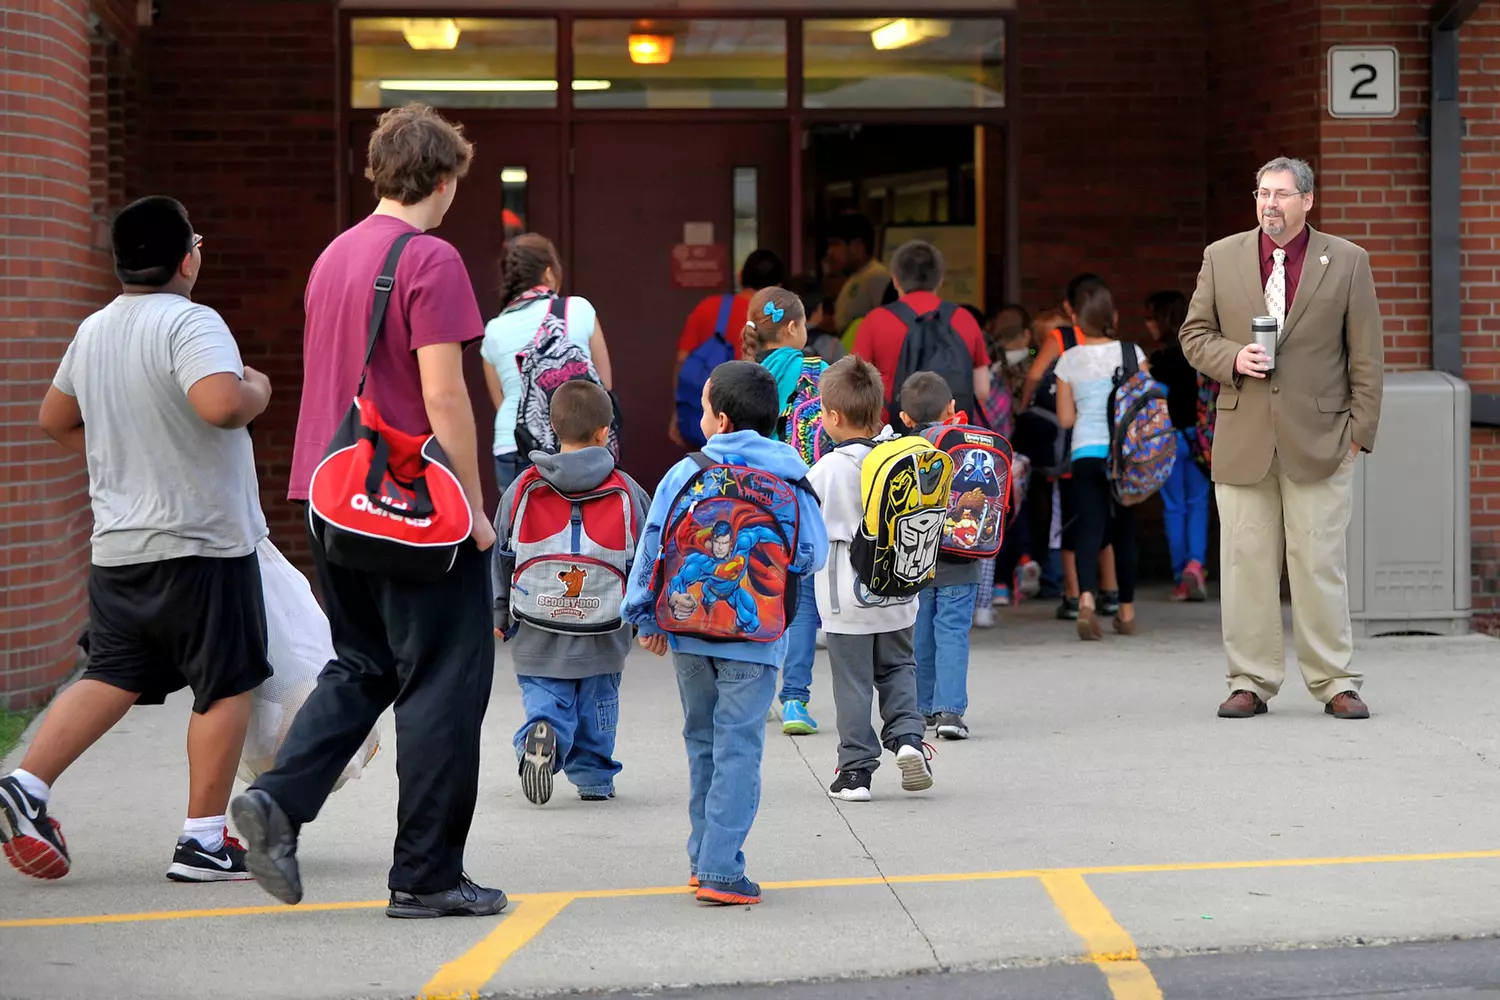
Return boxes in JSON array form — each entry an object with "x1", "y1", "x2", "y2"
[
  {"x1": 972, "y1": 606, "x2": 995, "y2": 629},
  {"x1": 895, "y1": 741, "x2": 934, "y2": 791}
]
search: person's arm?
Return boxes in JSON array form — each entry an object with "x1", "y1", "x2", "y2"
[
  {"x1": 170, "y1": 309, "x2": 272, "y2": 429},
  {"x1": 1346, "y1": 248, "x2": 1385, "y2": 453},
  {"x1": 972, "y1": 365, "x2": 992, "y2": 403},
  {"x1": 1021, "y1": 333, "x2": 1063, "y2": 409},
  {"x1": 623, "y1": 465, "x2": 683, "y2": 635},
  {"x1": 1056, "y1": 371, "x2": 1078, "y2": 429},
  {"x1": 38, "y1": 387, "x2": 85, "y2": 456},
  {"x1": 186, "y1": 370, "x2": 272, "y2": 429},
  {"x1": 492, "y1": 484, "x2": 519, "y2": 636},
  {"x1": 417, "y1": 342, "x2": 493, "y2": 551},
  {"x1": 589, "y1": 319, "x2": 613, "y2": 390},
  {"x1": 791, "y1": 488, "x2": 830, "y2": 577},
  {"x1": 482, "y1": 359, "x2": 504, "y2": 410}
]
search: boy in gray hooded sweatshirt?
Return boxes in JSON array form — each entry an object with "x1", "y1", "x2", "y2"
[{"x1": 493, "y1": 380, "x2": 650, "y2": 806}]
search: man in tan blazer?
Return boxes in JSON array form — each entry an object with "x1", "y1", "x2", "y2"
[{"x1": 1180, "y1": 157, "x2": 1383, "y2": 721}]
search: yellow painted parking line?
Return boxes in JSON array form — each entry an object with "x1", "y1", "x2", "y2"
[
  {"x1": 417, "y1": 893, "x2": 573, "y2": 1000},
  {"x1": 1040, "y1": 872, "x2": 1163, "y2": 1000},
  {"x1": 6, "y1": 847, "x2": 1500, "y2": 929}
]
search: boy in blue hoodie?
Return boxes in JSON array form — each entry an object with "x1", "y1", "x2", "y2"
[{"x1": 624, "y1": 360, "x2": 828, "y2": 906}]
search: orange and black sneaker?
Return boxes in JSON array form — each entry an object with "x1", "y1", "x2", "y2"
[
  {"x1": 0, "y1": 775, "x2": 70, "y2": 880},
  {"x1": 695, "y1": 876, "x2": 761, "y2": 906}
]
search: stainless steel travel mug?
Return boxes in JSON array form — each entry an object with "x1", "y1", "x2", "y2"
[{"x1": 1251, "y1": 316, "x2": 1278, "y2": 371}]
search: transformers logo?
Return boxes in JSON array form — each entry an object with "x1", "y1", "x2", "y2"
[{"x1": 892, "y1": 508, "x2": 944, "y2": 582}]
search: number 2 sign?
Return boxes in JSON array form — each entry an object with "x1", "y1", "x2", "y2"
[{"x1": 1328, "y1": 46, "x2": 1399, "y2": 119}]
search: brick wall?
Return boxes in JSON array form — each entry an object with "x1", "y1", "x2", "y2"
[{"x1": 0, "y1": 0, "x2": 113, "y2": 709}]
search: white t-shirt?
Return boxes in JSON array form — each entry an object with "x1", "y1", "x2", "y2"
[
  {"x1": 1053, "y1": 341, "x2": 1148, "y2": 460},
  {"x1": 53, "y1": 293, "x2": 267, "y2": 566},
  {"x1": 480, "y1": 295, "x2": 597, "y2": 455}
]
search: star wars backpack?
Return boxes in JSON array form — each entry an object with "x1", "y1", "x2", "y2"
[
  {"x1": 506, "y1": 467, "x2": 637, "y2": 635},
  {"x1": 650, "y1": 454, "x2": 815, "y2": 643},
  {"x1": 917, "y1": 424, "x2": 1014, "y2": 561},
  {"x1": 845, "y1": 435, "x2": 954, "y2": 599}
]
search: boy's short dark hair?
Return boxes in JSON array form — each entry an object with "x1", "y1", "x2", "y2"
[
  {"x1": 549, "y1": 380, "x2": 614, "y2": 446},
  {"x1": 706, "y1": 360, "x2": 779, "y2": 438},
  {"x1": 899, "y1": 372, "x2": 954, "y2": 425},
  {"x1": 818, "y1": 355, "x2": 884, "y2": 431},
  {"x1": 112, "y1": 196, "x2": 194, "y2": 287},
  {"x1": 366, "y1": 103, "x2": 474, "y2": 205},
  {"x1": 740, "y1": 249, "x2": 786, "y2": 292},
  {"x1": 890, "y1": 240, "x2": 945, "y2": 293}
]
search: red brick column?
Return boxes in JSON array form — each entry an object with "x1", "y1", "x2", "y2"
[{"x1": 0, "y1": 0, "x2": 108, "y2": 707}]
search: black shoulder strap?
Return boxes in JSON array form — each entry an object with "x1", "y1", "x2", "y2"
[
  {"x1": 1059, "y1": 325, "x2": 1078, "y2": 350},
  {"x1": 886, "y1": 301, "x2": 918, "y2": 328},
  {"x1": 935, "y1": 301, "x2": 960, "y2": 325},
  {"x1": 689, "y1": 452, "x2": 714, "y2": 471},
  {"x1": 549, "y1": 295, "x2": 568, "y2": 320},
  {"x1": 358, "y1": 231, "x2": 418, "y2": 396},
  {"x1": 1120, "y1": 340, "x2": 1140, "y2": 377},
  {"x1": 792, "y1": 477, "x2": 821, "y2": 506},
  {"x1": 834, "y1": 436, "x2": 877, "y2": 451}
]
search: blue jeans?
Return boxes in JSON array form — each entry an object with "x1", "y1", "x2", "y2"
[
  {"x1": 1161, "y1": 430, "x2": 1211, "y2": 578},
  {"x1": 512, "y1": 674, "x2": 623, "y2": 797},
  {"x1": 495, "y1": 453, "x2": 528, "y2": 492},
  {"x1": 779, "y1": 577, "x2": 819, "y2": 705},
  {"x1": 914, "y1": 584, "x2": 978, "y2": 717},
  {"x1": 673, "y1": 654, "x2": 778, "y2": 885}
]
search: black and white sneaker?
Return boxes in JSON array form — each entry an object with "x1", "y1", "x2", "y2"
[
  {"x1": 520, "y1": 721, "x2": 556, "y2": 806},
  {"x1": 167, "y1": 830, "x2": 251, "y2": 882},
  {"x1": 828, "y1": 768, "x2": 872, "y2": 802},
  {"x1": 0, "y1": 775, "x2": 70, "y2": 880},
  {"x1": 934, "y1": 713, "x2": 970, "y2": 741},
  {"x1": 894, "y1": 736, "x2": 935, "y2": 792}
]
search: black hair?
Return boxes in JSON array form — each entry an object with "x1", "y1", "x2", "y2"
[
  {"x1": 832, "y1": 213, "x2": 875, "y2": 252},
  {"x1": 959, "y1": 304, "x2": 985, "y2": 328},
  {"x1": 881, "y1": 279, "x2": 900, "y2": 306},
  {"x1": 112, "y1": 195, "x2": 194, "y2": 287},
  {"x1": 899, "y1": 371, "x2": 955, "y2": 425},
  {"x1": 740, "y1": 249, "x2": 786, "y2": 292},
  {"x1": 784, "y1": 273, "x2": 827, "y2": 321},
  {"x1": 890, "y1": 240, "x2": 945, "y2": 293},
  {"x1": 1065, "y1": 272, "x2": 1106, "y2": 308},
  {"x1": 549, "y1": 379, "x2": 614, "y2": 445},
  {"x1": 1074, "y1": 282, "x2": 1118, "y2": 339},
  {"x1": 1145, "y1": 290, "x2": 1188, "y2": 345},
  {"x1": 706, "y1": 360, "x2": 780, "y2": 438}
]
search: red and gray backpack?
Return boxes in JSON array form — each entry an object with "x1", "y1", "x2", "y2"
[{"x1": 506, "y1": 467, "x2": 638, "y2": 634}]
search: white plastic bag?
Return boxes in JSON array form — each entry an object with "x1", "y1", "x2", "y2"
[{"x1": 238, "y1": 538, "x2": 380, "y2": 791}]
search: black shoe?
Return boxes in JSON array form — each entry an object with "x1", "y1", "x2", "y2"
[
  {"x1": 579, "y1": 789, "x2": 616, "y2": 801},
  {"x1": 828, "y1": 768, "x2": 872, "y2": 802},
  {"x1": 1056, "y1": 597, "x2": 1079, "y2": 620},
  {"x1": 0, "y1": 775, "x2": 70, "y2": 880},
  {"x1": 229, "y1": 789, "x2": 302, "y2": 905},
  {"x1": 519, "y1": 721, "x2": 556, "y2": 806},
  {"x1": 934, "y1": 713, "x2": 970, "y2": 741},
  {"x1": 387, "y1": 874, "x2": 508, "y2": 919},
  {"x1": 167, "y1": 831, "x2": 251, "y2": 882},
  {"x1": 893, "y1": 735, "x2": 935, "y2": 792},
  {"x1": 1099, "y1": 591, "x2": 1121, "y2": 616}
]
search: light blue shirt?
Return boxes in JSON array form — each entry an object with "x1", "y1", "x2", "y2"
[
  {"x1": 1053, "y1": 341, "x2": 1148, "y2": 460},
  {"x1": 480, "y1": 295, "x2": 597, "y2": 455}
]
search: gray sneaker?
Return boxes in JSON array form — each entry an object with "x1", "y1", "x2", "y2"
[
  {"x1": 229, "y1": 789, "x2": 302, "y2": 905},
  {"x1": 934, "y1": 713, "x2": 970, "y2": 741}
]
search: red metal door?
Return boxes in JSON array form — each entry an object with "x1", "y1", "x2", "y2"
[{"x1": 570, "y1": 121, "x2": 791, "y2": 488}]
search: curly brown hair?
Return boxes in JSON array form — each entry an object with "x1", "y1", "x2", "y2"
[
  {"x1": 499, "y1": 233, "x2": 561, "y2": 307},
  {"x1": 365, "y1": 103, "x2": 474, "y2": 206},
  {"x1": 740, "y1": 286, "x2": 804, "y2": 358}
]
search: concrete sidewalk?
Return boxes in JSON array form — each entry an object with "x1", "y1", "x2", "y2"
[{"x1": 3, "y1": 591, "x2": 1499, "y2": 1000}]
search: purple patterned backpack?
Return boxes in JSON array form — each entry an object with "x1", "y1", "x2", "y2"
[
  {"x1": 782, "y1": 356, "x2": 834, "y2": 467},
  {"x1": 1105, "y1": 342, "x2": 1177, "y2": 506}
]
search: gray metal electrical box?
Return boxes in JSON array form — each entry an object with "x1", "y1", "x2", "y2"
[{"x1": 1348, "y1": 371, "x2": 1471, "y2": 637}]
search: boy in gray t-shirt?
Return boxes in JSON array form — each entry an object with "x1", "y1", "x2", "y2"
[{"x1": 0, "y1": 196, "x2": 273, "y2": 886}]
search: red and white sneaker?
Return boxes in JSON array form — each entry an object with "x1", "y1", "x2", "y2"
[{"x1": 0, "y1": 775, "x2": 70, "y2": 880}]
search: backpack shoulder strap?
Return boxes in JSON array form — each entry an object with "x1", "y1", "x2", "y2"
[
  {"x1": 689, "y1": 452, "x2": 714, "y2": 471},
  {"x1": 1119, "y1": 341, "x2": 1141, "y2": 378},
  {"x1": 713, "y1": 293, "x2": 735, "y2": 337},
  {"x1": 886, "y1": 301, "x2": 918, "y2": 328},
  {"x1": 1059, "y1": 325, "x2": 1078, "y2": 351},
  {"x1": 358, "y1": 231, "x2": 418, "y2": 396}
]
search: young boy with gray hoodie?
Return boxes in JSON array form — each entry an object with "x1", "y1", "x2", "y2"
[{"x1": 493, "y1": 380, "x2": 650, "y2": 806}]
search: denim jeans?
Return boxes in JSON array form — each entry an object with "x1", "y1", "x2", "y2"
[
  {"x1": 779, "y1": 578, "x2": 819, "y2": 705},
  {"x1": 494, "y1": 452, "x2": 528, "y2": 492},
  {"x1": 914, "y1": 584, "x2": 978, "y2": 717},
  {"x1": 1161, "y1": 430, "x2": 1211, "y2": 578},
  {"x1": 673, "y1": 653, "x2": 778, "y2": 885},
  {"x1": 512, "y1": 673, "x2": 622, "y2": 798}
]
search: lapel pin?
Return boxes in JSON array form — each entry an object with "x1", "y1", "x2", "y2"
[{"x1": 1319, "y1": 254, "x2": 1329, "y2": 266}]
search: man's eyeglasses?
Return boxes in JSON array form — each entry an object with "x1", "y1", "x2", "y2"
[
  {"x1": 190, "y1": 234, "x2": 204, "y2": 253},
  {"x1": 1253, "y1": 189, "x2": 1305, "y2": 204}
]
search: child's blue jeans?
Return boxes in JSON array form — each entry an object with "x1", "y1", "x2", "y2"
[
  {"x1": 673, "y1": 653, "x2": 778, "y2": 885},
  {"x1": 512, "y1": 673, "x2": 622, "y2": 798},
  {"x1": 914, "y1": 584, "x2": 978, "y2": 717},
  {"x1": 1161, "y1": 430, "x2": 1211, "y2": 578},
  {"x1": 779, "y1": 578, "x2": 819, "y2": 705}
]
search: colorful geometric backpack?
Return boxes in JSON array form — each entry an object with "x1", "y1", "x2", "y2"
[
  {"x1": 917, "y1": 423, "x2": 1014, "y2": 561},
  {"x1": 651, "y1": 454, "x2": 815, "y2": 643},
  {"x1": 782, "y1": 356, "x2": 835, "y2": 467},
  {"x1": 1105, "y1": 343, "x2": 1177, "y2": 506},
  {"x1": 1191, "y1": 371, "x2": 1219, "y2": 474},
  {"x1": 846, "y1": 435, "x2": 955, "y2": 598}
]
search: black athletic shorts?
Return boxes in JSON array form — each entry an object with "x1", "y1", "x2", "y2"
[{"x1": 84, "y1": 552, "x2": 272, "y2": 713}]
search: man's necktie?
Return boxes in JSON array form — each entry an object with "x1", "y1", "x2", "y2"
[{"x1": 1265, "y1": 247, "x2": 1288, "y2": 330}]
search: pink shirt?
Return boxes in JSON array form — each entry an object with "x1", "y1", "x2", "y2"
[{"x1": 288, "y1": 214, "x2": 483, "y2": 500}]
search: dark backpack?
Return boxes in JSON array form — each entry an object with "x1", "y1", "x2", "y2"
[
  {"x1": 674, "y1": 294, "x2": 736, "y2": 450},
  {"x1": 1011, "y1": 325, "x2": 1078, "y2": 477},
  {"x1": 888, "y1": 300, "x2": 979, "y2": 427}
]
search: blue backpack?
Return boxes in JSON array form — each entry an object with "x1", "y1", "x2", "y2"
[
  {"x1": 1106, "y1": 342, "x2": 1178, "y2": 506},
  {"x1": 675, "y1": 295, "x2": 736, "y2": 449}
]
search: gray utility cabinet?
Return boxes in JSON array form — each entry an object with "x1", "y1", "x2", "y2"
[{"x1": 1348, "y1": 371, "x2": 1472, "y2": 637}]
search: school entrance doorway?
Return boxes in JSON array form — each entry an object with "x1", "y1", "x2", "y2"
[{"x1": 343, "y1": 12, "x2": 1015, "y2": 501}]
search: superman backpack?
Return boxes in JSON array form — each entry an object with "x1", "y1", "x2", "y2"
[
  {"x1": 780, "y1": 356, "x2": 835, "y2": 467},
  {"x1": 505, "y1": 467, "x2": 638, "y2": 635},
  {"x1": 917, "y1": 423, "x2": 1014, "y2": 561},
  {"x1": 1106, "y1": 342, "x2": 1178, "y2": 506},
  {"x1": 651, "y1": 453, "x2": 815, "y2": 643}
]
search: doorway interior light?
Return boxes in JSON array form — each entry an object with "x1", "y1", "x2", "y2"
[
  {"x1": 400, "y1": 18, "x2": 461, "y2": 51},
  {"x1": 628, "y1": 33, "x2": 674, "y2": 65},
  {"x1": 870, "y1": 18, "x2": 951, "y2": 51},
  {"x1": 501, "y1": 168, "x2": 529, "y2": 184},
  {"x1": 378, "y1": 79, "x2": 612, "y2": 92}
]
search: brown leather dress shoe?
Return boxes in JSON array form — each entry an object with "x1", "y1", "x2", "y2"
[
  {"x1": 1217, "y1": 690, "x2": 1268, "y2": 718},
  {"x1": 1324, "y1": 691, "x2": 1370, "y2": 719}
]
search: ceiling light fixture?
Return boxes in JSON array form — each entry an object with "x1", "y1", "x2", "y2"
[
  {"x1": 628, "y1": 33, "x2": 674, "y2": 65},
  {"x1": 870, "y1": 18, "x2": 951, "y2": 51},
  {"x1": 400, "y1": 18, "x2": 461, "y2": 51},
  {"x1": 378, "y1": 79, "x2": 612, "y2": 93}
]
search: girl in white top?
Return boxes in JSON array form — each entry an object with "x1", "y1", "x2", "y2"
[{"x1": 480, "y1": 234, "x2": 612, "y2": 488}]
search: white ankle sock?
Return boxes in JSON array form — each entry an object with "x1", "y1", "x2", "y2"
[
  {"x1": 182, "y1": 815, "x2": 225, "y2": 851},
  {"x1": 10, "y1": 769, "x2": 50, "y2": 804}
]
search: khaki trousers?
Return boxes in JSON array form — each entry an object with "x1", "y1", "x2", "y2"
[{"x1": 1215, "y1": 450, "x2": 1361, "y2": 703}]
